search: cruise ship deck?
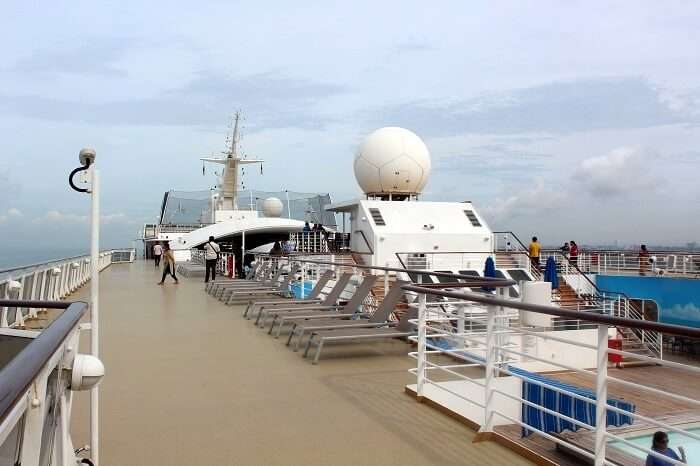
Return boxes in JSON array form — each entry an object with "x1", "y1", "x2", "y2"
[{"x1": 65, "y1": 261, "x2": 532, "y2": 465}]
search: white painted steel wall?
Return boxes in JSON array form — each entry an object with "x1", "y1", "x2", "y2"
[{"x1": 346, "y1": 200, "x2": 493, "y2": 267}]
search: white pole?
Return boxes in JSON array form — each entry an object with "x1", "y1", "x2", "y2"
[
  {"x1": 384, "y1": 262, "x2": 389, "y2": 298},
  {"x1": 285, "y1": 190, "x2": 291, "y2": 219},
  {"x1": 594, "y1": 324, "x2": 608, "y2": 466},
  {"x1": 481, "y1": 301, "x2": 496, "y2": 433},
  {"x1": 241, "y1": 229, "x2": 246, "y2": 279},
  {"x1": 416, "y1": 275, "x2": 426, "y2": 397},
  {"x1": 90, "y1": 168, "x2": 100, "y2": 465}
]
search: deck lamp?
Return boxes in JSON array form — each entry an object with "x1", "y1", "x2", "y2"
[{"x1": 70, "y1": 354, "x2": 105, "y2": 391}]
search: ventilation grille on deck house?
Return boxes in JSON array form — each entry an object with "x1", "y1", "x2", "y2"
[
  {"x1": 369, "y1": 208, "x2": 386, "y2": 226},
  {"x1": 464, "y1": 210, "x2": 482, "y2": 227}
]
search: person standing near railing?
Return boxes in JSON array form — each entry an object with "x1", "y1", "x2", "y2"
[
  {"x1": 204, "y1": 236, "x2": 221, "y2": 283},
  {"x1": 157, "y1": 242, "x2": 179, "y2": 285},
  {"x1": 646, "y1": 431, "x2": 686, "y2": 465},
  {"x1": 153, "y1": 242, "x2": 162, "y2": 267},
  {"x1": 639, "y1": 244, "x2": 650, "y2": 276},
  {"x1": 569, "y1": 241, "x2": 578, "y2": 267},
  {"x1": 529, "y1": 236, "x2": 541, "y2": 270}
]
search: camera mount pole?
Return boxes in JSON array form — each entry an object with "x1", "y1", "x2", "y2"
[
  {"x1": 89, "y1": 165, "x2": 100, "y2": 465},
  {"x1": 69, "y1": 149, "x2": 100, "y2": 465}
]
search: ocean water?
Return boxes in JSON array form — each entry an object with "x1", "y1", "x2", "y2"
[{"x1": 0, "y1": 247, "x2": 89, "y2": 271}]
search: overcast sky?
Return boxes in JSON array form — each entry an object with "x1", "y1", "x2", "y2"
[{"x1": 1, "y1": 0, "x2": 699, "y2": 258}]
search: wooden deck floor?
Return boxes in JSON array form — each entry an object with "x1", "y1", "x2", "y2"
[{"x1": 65, "y1": 260, "x2": 533, "y2": 466}]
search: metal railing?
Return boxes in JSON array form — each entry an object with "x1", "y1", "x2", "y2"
[
  {"x1": 495, "y1": 232, "x2": 663, "y2": 358},
  {"x1": 544, "y1": 249, "x2": 700, "y2": 278},
  {"x1": 249, "y1": 252, "x2": 514, "y2": 313},
  {"x1": 396, "y1": 250, "x2": 532, "y2": 274},
  {"x1": 407, "y1": 283, "x2": 700, "y2": 466},
  {"x1": 0, "y1": 299, "x2": 92, "y2": 465},
  {"x1": 0, "y1": 249, "x2": 134, "y2": 328}
]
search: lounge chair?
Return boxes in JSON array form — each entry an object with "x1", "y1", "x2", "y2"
[
  {"x1": 303, "y1": 306, "x2": 417, "y2": 364},
  {"x1": 207, "y1": 263, "x2": 272, "y2": 296},
  {"x1": 286, "y1": 280, "x2": 408, "y2": 351},
  {"x1": 243, "y1": 270, "x2": 334, "y2": 319},
  {"x1": 254, "y1": 273, "x2": 352, "y2": 327},
  {"x1": 216, "y1": 267, "x2": 287, "y2": 301},
  {"x1": 204, "y1": 262, "x2": 260, "y2": 293},
  {"x1": 225, "y1": 270, "x2": 297, "y2": 305},
  {"x1": 266, "y1": 275, "x2": 377, "y2": 337}
]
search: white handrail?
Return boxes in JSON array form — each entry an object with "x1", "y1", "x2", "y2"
[
  {"x1": 409, "y1": 287, "x2": 698, "y2": 466},
  {"x1": 0, "y1": 249, "x2": 134, "y2": 328}
]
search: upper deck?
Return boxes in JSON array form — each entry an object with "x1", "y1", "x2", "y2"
[{"x1": 65, "y1": 260, "x2": 531, "y2": 465}]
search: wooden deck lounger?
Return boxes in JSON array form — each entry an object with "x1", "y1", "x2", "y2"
[
  {"x1": 242, "y1": 270, "x2": 333, "y2": 318},
  {"x1": 266, "y1": 275, "x2": 377, "y2": 337},
  {"x1": 304, "y1": 306, "x2": 417, "y2": 364},
  {"x1": 286, "y1": 281, "x2": 408, "y2": 351},
  {"x1": 255, "y1": 273, "x2": 352, "y2": 327}
]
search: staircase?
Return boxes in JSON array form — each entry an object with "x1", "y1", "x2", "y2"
[
  {"x1": 614, "y1": 327, "x2": 658, "y2": 367},
  {"x1": 495, "y1": 252, "x2": 520, "y2": 268}
]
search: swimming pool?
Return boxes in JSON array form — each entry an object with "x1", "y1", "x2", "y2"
[
  {"x1": 289, "y1": 281, "x2": 313, "y2": 298},
  {"x1": 609, "y1": 427, "x2": 700, "y2": 464}
]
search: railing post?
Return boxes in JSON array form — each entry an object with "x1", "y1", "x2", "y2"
[
  {"x1": 384, "y1": 262, "x2": 389, "y2": 298},
  {"x1": 595, "y1": 323, "x2": 608, "y2": 466},
  {"x1": 417, "y1": 275, "x2": 426, "y2": 398},
  {"x1": 1, "y1": 281, "x2": 9, "y2": 328},
  {"x1": 481, "y1": 299, "x2": 497, "y2": 433}
]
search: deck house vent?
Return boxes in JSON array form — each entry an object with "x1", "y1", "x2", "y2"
[
  {"x1": 464, "y1": 210, "x2": 482, "y2": 227},
  {"x1": 368, "y1": 208, "x2": 386, "y2": 226}
]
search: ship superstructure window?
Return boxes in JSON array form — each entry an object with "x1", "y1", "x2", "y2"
[
  {"x1": 464, "y1": 210, "x2": 481, "y2": 227},
  {"x1": 369, "y1": 208, "x2": 386, "y2": 226}
]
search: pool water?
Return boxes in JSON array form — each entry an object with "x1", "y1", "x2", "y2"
[
  {"x1": 289, "y1": 281, "x2": 313, "y2": 299},
  {"x1": 609, "y1": 427, "x2": 700, "y2": 465}
]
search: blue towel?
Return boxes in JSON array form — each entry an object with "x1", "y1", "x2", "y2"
[{"x1": 512, "y1": 367, "x2": 635, "y2": 437}]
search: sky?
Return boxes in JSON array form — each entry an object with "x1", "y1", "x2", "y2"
[{"x1": 0, "y1": 0, "x2": 699, "y2": 260}]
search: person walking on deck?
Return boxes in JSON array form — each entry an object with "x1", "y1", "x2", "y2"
[
  {"x1": 153, "y1": 243, "x2": 162, "y2": 267},
  {"x1": 157, "y1": 242, "x2": 179, "y2": 285},
  {"x1": 529, "y1": 237, "x2": 541, "y2": 270},
  {"x1": 204, "y1": 236, "x2": 220, "y2": 283}
]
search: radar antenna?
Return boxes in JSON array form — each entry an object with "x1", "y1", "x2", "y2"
[{"x1": 200, "y1": 111, "x2": 264, "y2": 210}]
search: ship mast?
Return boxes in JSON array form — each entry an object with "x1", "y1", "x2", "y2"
[{"x1": 201, "y1": 111, "x2": 263, "y2": 211}]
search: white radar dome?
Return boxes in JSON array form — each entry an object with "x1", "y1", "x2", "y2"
[
  {"x1": 262, "y1": 197, "x2": 284, "y2": 217},
  {"x1": 354, "y1": 127, "x2": 431, "y2": 195}
]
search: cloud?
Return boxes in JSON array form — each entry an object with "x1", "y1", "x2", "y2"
[
  {"x1": 369, "y1": 77, "x2": 699, "y2": 137},
  {"x1": 32, "y1": 210, "x2": 133, "y2": 225},
  {"x1": 6, "y1": 39, "x2": 130, "y2": 77},
  {"x1": 481, "y1": 179, "x2": 567, "y2": 223},
  {"x1": 0, "y1": 71, "x2": 346, "y2": 130},
  {"x1": 435, "y1": 144, "x2": 551, "y2": 177},
  {"x1": 7, "y1": 208, "x2": 21, "y2": 217},
  {"x1": 573, "y1": 146, "x2": 659, "y2": 197}
]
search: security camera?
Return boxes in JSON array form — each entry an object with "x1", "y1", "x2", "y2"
[{"x1": 79, "y1": 148, "x2": 96, "y2": 166}]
